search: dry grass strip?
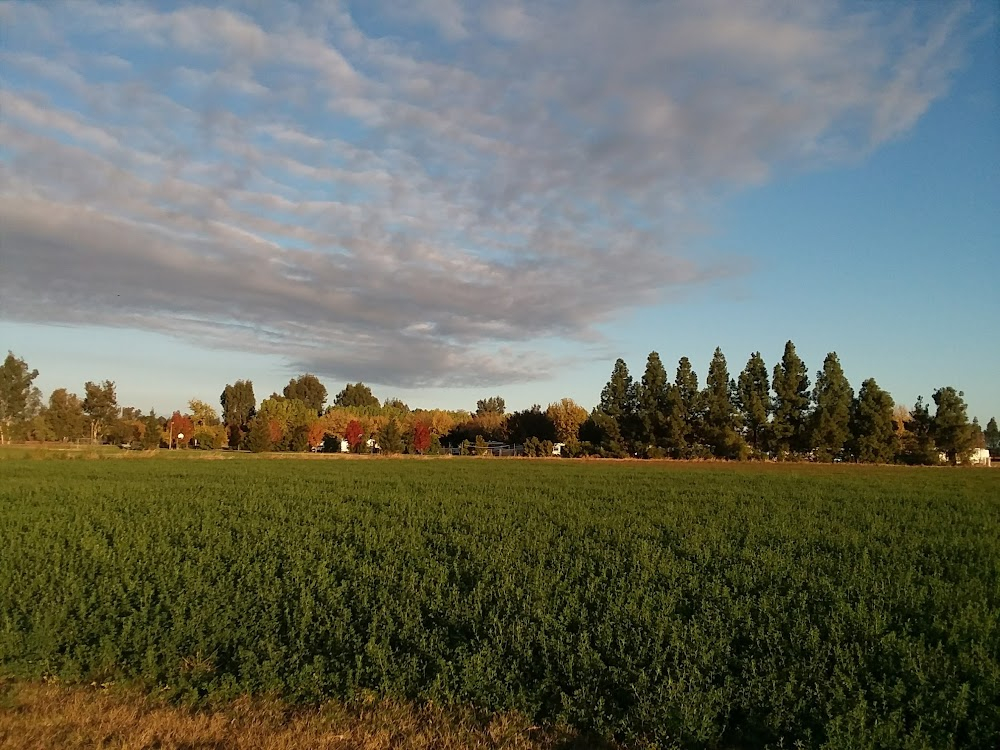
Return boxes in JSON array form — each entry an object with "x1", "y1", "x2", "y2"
[{"x1": 0, "y1": 681, "x2": 619, "y2": 750}]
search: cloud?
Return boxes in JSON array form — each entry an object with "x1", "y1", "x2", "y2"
[{"x1": 0, "y1": 0, "x2": 975, "y2": 387}]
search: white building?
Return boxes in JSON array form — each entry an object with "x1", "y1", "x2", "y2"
[
  {"x1": 969, "y1": 448, "x2": 992, "y2": 467},
  {"x1": 939, "y1": 448, "x2": 992, "y2": 467}
]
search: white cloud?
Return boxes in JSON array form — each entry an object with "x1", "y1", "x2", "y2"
[{"x1": 0, "y1": 0, "x2": 975, "y2": 386}]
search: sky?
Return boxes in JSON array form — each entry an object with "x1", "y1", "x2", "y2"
[{"x1": 1, "y1": 0, "x2": 998, "y2": 422}]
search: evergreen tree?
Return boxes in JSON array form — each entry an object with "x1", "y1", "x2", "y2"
[
  {"x1": 970, "y1": 418, "x2": 986, "y2": 450},
  {"x1": 932, "y1": 387, "x2": 974, "y2": 465},
  {"x1": 811, "y1": 352, "x2": 853, "y2": 461},
  {"x1": 599, "y1": 358, "x2": 638, "y2": 453},
  {"x1": 985, "y1": 417, "x2": 1000, "y2": 452},
  {"x1": 378, "y1": 416, "x2": 405, "y2": 455},
  {"x1": 701, "y1": 347, "x2": 744, "y2": 458},
  {"x1": 900, "y1": 396, "x2": 937, "y2": 465},
  {"x1": 737, "y1": 352, "x2": 770, "y2": 453},
  {"x1": 661, "y1": 386, "x2": 688, "y2": 458},
  {"x1": 848, "y1": 378, "x2": 896, "y2": 463},
  {"x1": 287, "y1": 424, "x2": 311, "y2": 452},
  {"x1": 245, "y1": 416, "x2": 272, "y2": 453},
  {"x1": 770, "y1": 341, "x2": 811, "y2": 456},
  {"x1": 674, "y1": 356, "x2": 701, "y2": 456},
  {"x1": 139, "y1": 410, "x2": 162, "y2": 450},
  {"x1": 638, "y1": 351, "x2": 670, "y2": 451}
]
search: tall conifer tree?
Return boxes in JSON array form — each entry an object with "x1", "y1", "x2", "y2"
[
  {"x1": 770, "y1": 340, "x2": 811, "y2": 456},
  {"x1": 811, "y1": 352, "x2": 853, "y2": 461},
  {"x1": 737, "y1": 352, "x2": 770, "y2": 453},
  {"x1": 701, "y1": 347, "x2": 744, "y2": 458},
  {"x1": 848, "y1": 378, "x2": 896, "y2": 463}
]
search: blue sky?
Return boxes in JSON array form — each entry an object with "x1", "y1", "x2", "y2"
[{"x1": 1, "y1": 0, "x2": 997, "y2": 423}]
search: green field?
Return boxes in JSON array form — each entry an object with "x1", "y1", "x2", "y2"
[{"x1": 1, "y1": 456, "x2": 998, "y2": 748}]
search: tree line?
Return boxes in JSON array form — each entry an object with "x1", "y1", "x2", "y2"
[{"x1": 1, "y1": 344, "x2": 996, "y2": 463}]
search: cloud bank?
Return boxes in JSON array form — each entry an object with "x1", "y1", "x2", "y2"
[{"x1": 0, "y1": 0, "x2": 971, "y2": 386}]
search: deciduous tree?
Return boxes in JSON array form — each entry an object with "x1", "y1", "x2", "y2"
[
  {"x1": 411, "y1": 421, "x2": 432, "y2": 454},
  {"x1": 0, "y1": 352, "x2": 39, "y2": 444},
  {"x1": 546, "y1": 398, "x2": 588, "y2": 444},
  {"x1": 166, "y1": 412, "x2": 195, "y2": 448},
  {"x1": 476, "y1": 396, "x2": 506, "y2": 416},
  {"x1": 334, "y1": 382, "x2": 379, "y2": 408},
  {"x1": 283, "y1": 374, "x2": 327, "y2": 414},
  {"x1": 83, "y1": 380, "x2": 118, "y2": 444},
  {"x1": 345, "y1": 419, "x2": 366, "y2": 453},
  {"x1": 221, "y1": 380, "x2": 256, "y2": 448},
  {"x1": 45, "y1": 388, "x2": 86, "y2": 442}
]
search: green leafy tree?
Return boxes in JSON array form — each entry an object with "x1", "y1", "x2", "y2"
[
  {"x1": 0, "y1": 351, "x2": 40, "y2": 444},
  {"x1": 334, "y1": 382, "x2": 380, "y2": 408},
  {"x1": 256, "y1": 396, "x2": 316, "y2": 450},
  {"x1": 83, "y1": 380, "x2": 118, "y2": 444},
  {"x1": 985, "y1": 417, "x2": 1000, "y2": 452},
  {"x1": 580, "y1": 409, "x2": 627, "y2": 458},
  {"x1": 45, "y1": 388, "x2": 86, "y2": 442},
  {"x1": 848, "y1": 378, "x2": 896, "y2": 463},
  {"x1": 283, "y1": 374, "x2": 328, "y2": 415},
  {"x1": 546, "y1": 398, "x2": 588, "y2": 444},
  {"x1": 811, "y1": 352, "x2": 853, "y2": 461},
  {"x1": 737, "y1": 352, "x2": 770, "y2": 453},
  {"x1": 507, "y1": 405, "x2": 556, "y2": 444},
  {"x1": 189, "y1": 399, "x2": 221, "y2": 428},
  {"x1": 770, "y1": 341, "x2": 811, "y2": 456},
  {"x1": 221, "y1": 380, "x2": 256, "y2": 448},
  {"x1": 701, "y1": 347, "x2": 744, "y2": 459},
  {"x1": 476, "y1": 396, "x2": 506, "y2": 416},
  {"x1": 932, "y1": 387, "x2": 974, "y2": 465},
  {"x1": 638, "y1": 351, "x2": 670, "y2": 451},
  {"x1": 378, "y1": 416, "x2": 405, "y2": 455}
]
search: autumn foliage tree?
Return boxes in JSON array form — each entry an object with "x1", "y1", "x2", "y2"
[
  {"x1": 547, "y1": 398, "x2": 588, "y2": 444},
  {"x1": 345, "y1": 419, "x2": 366, "y2": 453},
  {"x1": 167, "y1": 412, "x2": 195, "y2": 448},
  {"x1": 411, "y1": 421, "x2": 432, "y2": 454}
]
